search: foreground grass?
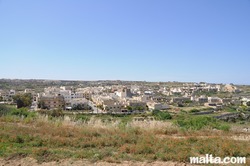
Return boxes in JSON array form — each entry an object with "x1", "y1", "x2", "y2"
[
  {"x1": 0, "y1": 115, "x2": 249, "y2": 164},
  {"x1": 0, "y1": 105, "x2": 249, "y2": 164}
]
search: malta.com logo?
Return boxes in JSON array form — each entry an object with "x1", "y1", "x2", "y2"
[{"x1": 190, "y1": 154, "x2": 246, "y2": 164}]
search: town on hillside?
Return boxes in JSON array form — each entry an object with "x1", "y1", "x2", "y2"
[{"x1": 1, "y1": 79, "x2": 250, "y2": 122}]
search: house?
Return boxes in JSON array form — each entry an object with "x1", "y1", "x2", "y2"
[
  {"x1": 147, "y1": 102, "x2": 169, "y2": 110},
  {"x1": 91, "y1": 95, "x2": 113, "y2": 106},
  {"x1": 207, "y1": 97, "x2": 223, "y2": 104},
  {"x1": 70, "y1": 98, "x2": 90, "y2": 110},
  {"x1": 115, "y1": 87, "x2": 133, "y2": 98},
  {"x1": 126, "y1": 100, "x2": 147, "y2": 110},
  {"x1": 58, "y1": 90, "x2": 72, "y2": 105},
  {"x1": 132, "y1": 95, "x2": 150, "y2": 102},
  {"x1": 0, "y1": 90, "x2": 9, "y2": 101},
  {"x1": 170, "y1": 88, "x2": 182, "y2": 95},
  {"x1": 39, "y1": 94, "x2": 65, "y2": 110},
  {"x1": 197, "y1": 96, "x2": 208, "y2": 104},
  {"x1": 24, "y1": 89, "x2": 35, "y2": 94},
  {"x1": 103, "y1": 101, "x2": 123, "y2": 113},
  {"x1": 9, "y1": 89, "x2": 16, "y2": 96}
]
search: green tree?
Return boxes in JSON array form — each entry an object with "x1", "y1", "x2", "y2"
[
  {"x1": 135, "y1": 106, "x2": 144, "y2": 110},
  {"x1": 13, "y1": 93, "x2": 32, "y2": 108},
  {"x1": 72, "y1": 104, "x2": 89, "y2": 110},
  {"x1": 126, "y1": 106, "x2": 132, "y2": 111}
]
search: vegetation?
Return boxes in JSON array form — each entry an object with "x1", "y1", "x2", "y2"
[
  {"x1": 13, "y1": 93, "x2": 33, "y2": 108},
  {"x1": 189, "y1": 109, "x2": 200, "y2": 113},
  {"x1": 0, "y1": 105, "x2": 12, "y2": 116},
  {"x1": 224, "y1": 106, "x2": 237, "y2": 112},
  {"x1": 9, "y1": 107, "x2": 36, "y2": 118},
  {"x1": 126, "y1": 106, "x2": 145, "y2": 111},
  {"x1": 151, "y1": 109, "x2": 172, "y2": 120},
  {"x1": 74, "y1": 114, "x2": 91, "y2": 122},
  {"x1": 175, "y1": 115, "x2": 230, "y2": 131},
  {"x1": 72, "y1": 104, "x2": 91, "y2": 110},
  {"x1": 126, "y1": 106, "x2": 132, "y2": 111},
  {"x1": 0, "y1": 105, "x2": 35, "y2": 118},
  {"x1": 38, "y1": 109, "x2": 64, "y2": 118},
  {"x1": 0, "y1": 105, "x2": 249, "y2": 164}
]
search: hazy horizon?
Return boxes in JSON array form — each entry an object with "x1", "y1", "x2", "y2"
[
  {"x1": 1, "y1": 0, "x2": 250, "y2": 84},
  {"x1": 1, "y1": 77, "x2": 248, "y2": 86}
]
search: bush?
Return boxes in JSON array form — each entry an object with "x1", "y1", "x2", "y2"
[
  {"x1": 152, "y1": 110, "x2": 172, "y2": 120},
  {"x1": 15, "y1": 135, "x2": 25, "y2": 144},
  {"x1": 9, "y1": 108, "x2": 36, "y2": 118},
  {"x1": 216, "y1": 124, "x2": 230, "y2": 131},
  {"x1": 190, "y1": 109, "x2": 200, "y2": 113},
  {"x1": 175, "y1": 115, "x2": 230, "y2": 131},
  {"x1": 0, "y1": 105, "x2": 12, "y2": 116},
  {"x1": 50, "y1": 109, "x2": 64, "y2": 117}
]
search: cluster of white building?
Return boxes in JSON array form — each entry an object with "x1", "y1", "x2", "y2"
[{"x1": 0, "y1": 82, "x2": 248, "y2": 113}]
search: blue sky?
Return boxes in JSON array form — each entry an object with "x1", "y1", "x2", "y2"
[{"x1": 0, "y1": 0, "x2": 250, "y2": 84}]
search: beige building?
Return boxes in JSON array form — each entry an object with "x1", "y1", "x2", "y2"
[
  {"x1": 196, "y1": 96, "x2": 208, "y2": 103},
  {"x1": 147, "y1": 102, "x2": 162, "y2": 110},
  {"x1": 208, "y1": 97, "x2": 223, "y2": 104},
  {"x1": 147, "y1": 102, "x2": 170, "y2": 110},
  {"x1": 39, "y1": 95, "x2": 65, "y2": 110},
  {"x1": 115, "y1": 87, "x2": 133, "y2": 98},
  {"x1": 126, "y1": 100, "x2": 147, "y2": 110},
  {"x1": 132, "y1": 95, "x2": 150, "y2": 102},
  {"x1": 103, "y1": 100, "x2": 123, "y2": 113}
]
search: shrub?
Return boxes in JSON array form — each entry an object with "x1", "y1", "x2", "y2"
[
  {"x1": 216, "y1": 124, "x2": 230, "y2": 131},
  {"x1": 15, "y1": 135, "x2": 25, "y2": 144},
  {"x1": 152, "y1": 110, "x2": 172, "y2": 120},
  {"x1": 0, "y1": 105, "x2": 11, "y2": 116},
  {"x1": 50, "y1": 109, "x2": 64, "y2": 117},
  {"x1": 175, "y1": 115, "x2": 230, "y2": 131},
  {"x1": 9, "y1": 108, "x2": 36, "y2": 118},
  {"x1": 190, "y1": 109, "x2": 200, "y2": 113}
]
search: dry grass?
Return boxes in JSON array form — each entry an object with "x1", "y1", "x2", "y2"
[{"x1": 0, "y1": 115, "x2": 249, "y2": 165}]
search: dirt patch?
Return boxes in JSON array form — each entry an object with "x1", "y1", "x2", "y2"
[
  {"x1": 0, "y1": 157, "x2": 196, "y2": 166},
  {"x1": 231, "y1": 135, "x2": 250, "y2": 141},
  {"x1": 5, "y1": 153, "x2": 27, "y2": 161}
]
